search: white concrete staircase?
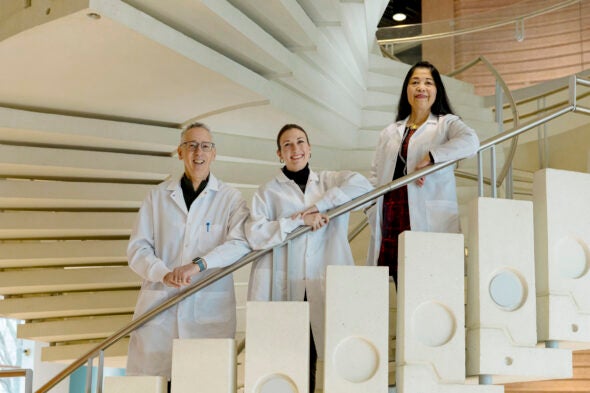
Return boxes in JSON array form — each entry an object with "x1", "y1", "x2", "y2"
[{"x1": 0, "y1": 0, "x2": 501, "y2": 373}]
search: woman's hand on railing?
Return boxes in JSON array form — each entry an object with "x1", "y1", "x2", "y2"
[
  {"x1": 292, "y1": 205, "x2": 329, "y2": 231},
  {"x1": 414, "y1": 154, "x2": 433, "y2": 187}
]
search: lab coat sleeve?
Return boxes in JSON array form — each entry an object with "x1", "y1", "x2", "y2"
[
  {"x1": 430, "y1": 116, "x2": 479, "y2": 163},
  {"x1": 369, "y1": 129, "x2": 389, "y2": 187},
  {"x1": 202, "y1": 192, "x2": 251, "y2": 269},
  {"x1": 314, "y1": 171, "x2": 374, "y2": 213},
  {"x1": 127, "y1": 192, "x2": 171, "y2": 283},
  {"x1": 245, "y1": 191, "x2": 305, "y2": 250}
]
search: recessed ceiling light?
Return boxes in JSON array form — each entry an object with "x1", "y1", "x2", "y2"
[{"x1": 393, "y1": 13, "x2": 407, "y2": 22}]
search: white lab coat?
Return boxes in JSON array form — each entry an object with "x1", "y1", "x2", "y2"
[
  {"x1": 366, "y1": 113, "x2": 479, "y2": 266},
  {"x1": 246, "y1": 169, "x2": 373, "y2": 358},
  {"x1": 126, "y1": 173, "x2": 250, "y2": 379}
]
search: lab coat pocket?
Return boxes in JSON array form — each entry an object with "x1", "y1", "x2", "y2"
[
  {"x1": 132, "y1": 289, "x2": 168, "y2": 325},
  {"x1": 425, "y1": 200, "x2": 460, "y2": 233},
  {"x1": 192, "y1": 291, "x2": 233, "y2": 324},
  {"x1": 197, "y1": 223, "x2": 223, "y2": 253}
]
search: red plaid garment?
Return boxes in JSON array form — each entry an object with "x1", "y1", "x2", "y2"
[
  {"x1": 377, "y1": 126, "x2": 415, "y2": 283},
  {"x1": 377, "y1": 186, "x2": 410, "y2": 283}
]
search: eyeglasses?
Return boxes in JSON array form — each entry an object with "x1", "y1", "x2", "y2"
[{"x1": 180, "y1": 141, "x2": 216, "y2": 152}]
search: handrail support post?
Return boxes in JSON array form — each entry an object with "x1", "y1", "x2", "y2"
[
  {"x1": 85, "y1": 357, "x2": 93, "y2": 393},
  {"x1": 490, "y1": 145, "x2": 498, "y2": 198},
  {"x1": 477, "y1": 151, "x2": 484, "y2": 197},
  {"x1": 97, "y1": 350, "x2": 105, "y2": 393}
]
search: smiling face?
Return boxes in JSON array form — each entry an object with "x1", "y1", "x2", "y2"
[
  {"x1": 277, "y1": 127, "x2": 311, "y2": 172},
  {"x1": 177, "y1": 126, "x2": 216, "y2": 185},
  {"x1": 407, "y1": 67, "x2": 437, "y2": 115}
]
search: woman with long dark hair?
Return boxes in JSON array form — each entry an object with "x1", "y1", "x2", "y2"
[{"x1": 367, "y1": 61, "x2": 479, "y2": 284}]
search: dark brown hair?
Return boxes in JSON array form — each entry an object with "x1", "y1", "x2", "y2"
[{"x1": 276, "y1": 124, "x2": 310, "y2": 150}]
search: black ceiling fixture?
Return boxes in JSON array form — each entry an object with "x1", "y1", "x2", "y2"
[{"x1": 379, "y1": 0, "x2": 422, "y2": 28}]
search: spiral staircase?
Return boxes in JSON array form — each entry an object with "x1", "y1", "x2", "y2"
[{"x1": 1, "y1": 1, "x2": 589, "y2": 392}]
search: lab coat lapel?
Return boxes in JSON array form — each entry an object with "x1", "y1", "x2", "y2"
[{"x1": 167, "y1": 175, "x2": 188, "y2": 214}]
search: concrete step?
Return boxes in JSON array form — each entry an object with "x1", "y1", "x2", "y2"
[
  {"x1": 0, "y1": 290, "x2": 138, "y2": 320},
  {"x1": 41, "y1": 337, "x2": 129, "y2": 368},
  {"x1": 0, "y1": 239, "x2": 128, "y2": 269},
  {"x1": 0, "y1": 144, "x2": 278, "y2": 187},
  {"x1": 0, "y1": 211, "x2": 136, "y2": 240},
  {"x1": 367, "y1": 71, "x2": 405, "y2": 92},
  {"x1": 368, "y1": 53, "x2": 411, "y2": 75},
  {"x1": 0, "y1": 266, "x2": 140, "y2": 296},
  {"x1": 364, "y1": 90, "x2": 400, "y2": 111},
  {"x1": 17, "y1": 314, "x2": 133, "y2": 342},
  {"x1": 0, "y1": 179, "x2": 150, "y2": 211}
]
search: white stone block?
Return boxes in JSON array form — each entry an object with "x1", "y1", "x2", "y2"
[
  {"x1": 398, "y1": 365, "x2": 502, "y2": 393},
  {"x1": 323, "y1": 265, "x2": 389, "y2": 393},
  {"x1": 398, "y1": 230, "x2": 503, "y2": 393},
  {"x1": 397, "y1": 231, "x2": 466, "y2": 384},
  {"x1": 103, "y1": 376, "x2": 166, "y2": 393},
  {"x1": 533, "y1": 169, "x2": 590, "y2": 345},
  {"x1": 244, "y1": 301, "x2": 309, "y2": 393},
  {"x1": 466, "y1": 197, "x2": 572, "y2": 381},
  {"x1": 171, "y1": 339, "x2": 235, "y2": 393},
  {"x1": 467, "y1": 198, "x2": 537, "y2": 347},
  {"x1": 466, "y1": 329, "x2": 571, "y2": 382}
]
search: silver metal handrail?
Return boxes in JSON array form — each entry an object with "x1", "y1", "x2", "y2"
[
  {"x1": 448, "y1": 56, "x2": 520, "y2": 193},
  {"x1": 36, "y1": 74, "x2": 590, "y2": 393},
  {"x1": 1, "y1": 366, "x2": 33, "y2": 393}
]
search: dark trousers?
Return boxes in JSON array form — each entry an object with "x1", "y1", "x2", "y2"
[
  {"x1": 304, "y1": 292, "x2": 318, "y2": 392},
  {"x1": 310, "y1": 326, "x2": 317, "y2": 392}
]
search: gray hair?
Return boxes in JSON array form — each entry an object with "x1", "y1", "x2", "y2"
[{"x1": 180, "y1": 122, "x2": 212, "y2": 142}]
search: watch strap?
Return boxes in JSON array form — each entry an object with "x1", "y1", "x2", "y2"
[{"x1": 192, "y1": 257, "x2": 206, "y2": 272}]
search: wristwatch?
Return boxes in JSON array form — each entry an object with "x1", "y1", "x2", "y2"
[{"x1": 192, "y1": 257, "x2": 207, "y2": 272}]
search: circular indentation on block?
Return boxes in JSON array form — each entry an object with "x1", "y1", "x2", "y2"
[
  {"x1": 255, "y1": 374, "x2": 298, "y2": 393},
  {"x1": 333, "y1": 336, "x2": 379, "y2": 383},
  {"x1": 555, "y1": 237, "x2": 588, "y2": 279},
  {"x1": 489, "y1": 270, "x2": 526, "y2": 311},
  {"x1": 412, "y1": 302, "x2": 456, "y2": 347},
  {"x1": 572, "y1": 324, "x2": 579, "y2": 333},
  {"x1": 505, "y1": 357, "x2": 513, "y2": 366}
]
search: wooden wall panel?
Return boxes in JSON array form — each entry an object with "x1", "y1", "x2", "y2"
[
  {"x1": 504, "y1": 350, "x2": 590, "y2": 392},
  {"x1": 451, "y1": 0, "x2": 590, "y2": 95}
]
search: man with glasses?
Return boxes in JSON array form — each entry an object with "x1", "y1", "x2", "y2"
[{"x1": 126, "y1": 122, "x2": 251, "y2": 385}]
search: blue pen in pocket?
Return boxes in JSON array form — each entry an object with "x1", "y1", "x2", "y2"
[{"x1": 206, "y1": 221, "x2": 210, "y2": 232}]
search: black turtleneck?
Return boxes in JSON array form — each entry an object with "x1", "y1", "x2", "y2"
[
  {"x1": 180, "y1": 173, "x2": 209, "y2": 210},
  {"x1": 282, "y1": 164, "x2": 310, "y2": 193}
]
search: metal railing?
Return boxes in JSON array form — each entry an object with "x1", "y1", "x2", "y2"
[
  {"x1": 1, "y1": 365, "x2": 33, "y2": 393},
  {"x1": 377, "y1": 0, "x2": 580, "y2": 45},
  {"x1": 448, "y1": 55, "x2": 520, "y2": 197},
  {"x1": 36, "y1": 75, "x2": 590, "y2": 393}
]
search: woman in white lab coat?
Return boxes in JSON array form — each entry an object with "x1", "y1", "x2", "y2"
[
  {"x1": 366, "y1": 61, "x2": 479, "y2": 284},
  {"x1": 246, "y1": 124, "x2": 373, "y2": 392}
]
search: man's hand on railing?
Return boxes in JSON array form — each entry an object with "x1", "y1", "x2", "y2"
[{"x1": 163, "y1": 264, "x2": 201, "y2": 288}]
